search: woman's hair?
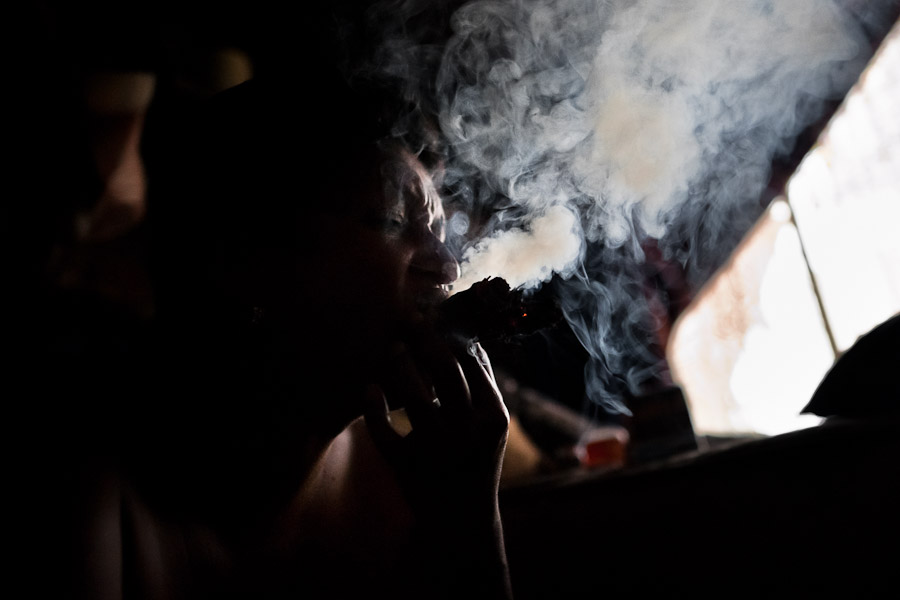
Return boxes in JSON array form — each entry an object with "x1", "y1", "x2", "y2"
[{"x1": 145, "y1": 2, "x2": 454, "y2": 335}]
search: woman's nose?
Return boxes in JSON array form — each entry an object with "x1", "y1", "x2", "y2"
[{"x1": 411, "y1": 233, "x2": 460, "y2": 285}]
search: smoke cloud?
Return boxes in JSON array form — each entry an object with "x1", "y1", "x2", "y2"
[
  {"x1": 362, "y1": 0, "x2": 882, "y2": 412},
  {"x1": 454, "y1": 204, "x2": 583, "y2": 290}
]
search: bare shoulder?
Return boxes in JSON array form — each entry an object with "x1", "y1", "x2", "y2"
[{"x1": 283, "y1": 417, "x2": 415, "y2": 552}]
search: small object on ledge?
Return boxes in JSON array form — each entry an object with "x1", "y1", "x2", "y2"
[
  {"x1": 500, "y1": 375, "x2": 629, "y2": 472},
  {"x1": 575, "y1": 426, "x2": 630, "y2": 469}
]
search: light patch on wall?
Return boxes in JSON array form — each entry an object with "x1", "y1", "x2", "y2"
[
  {"x1": 787, "y1": 24, "x2": 900, "y2": 353},
  {"x1": 668, "y1": 23, "x2": 900, "y2": 436},
  {"x1": 667, "y1": 200, "x2": 832, "y2": 435}
]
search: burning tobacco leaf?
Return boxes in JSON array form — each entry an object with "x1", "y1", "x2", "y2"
[{"x1": 438, "y1": 277, "x2": 562, "y2": 344}]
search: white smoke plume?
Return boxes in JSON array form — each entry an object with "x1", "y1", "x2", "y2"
[
  {"x1": 454, "y1": 204, "x2": 583, "y2": 290},
  {"x1": 439, "y1": 0, "x2": 865, "y2": 259},
  {"x1": 362, "y1": 0, "x2": 889, "y2": 412}
]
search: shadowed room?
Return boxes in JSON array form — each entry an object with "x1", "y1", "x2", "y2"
[{"x1": 13, "y1": 1, "x2": 900, "y2": 598}]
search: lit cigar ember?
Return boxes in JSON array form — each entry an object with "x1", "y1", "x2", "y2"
[{"x1": 438, "y1": 277, "x2": 561, "y2": 343}]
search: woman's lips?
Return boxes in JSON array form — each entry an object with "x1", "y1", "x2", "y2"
[
  {"x1": 415, "y1": 286, "x2": 450, "y2": 310},
  {"x1": 411, "y1": 286, "x2": 451, "y2": 325}
]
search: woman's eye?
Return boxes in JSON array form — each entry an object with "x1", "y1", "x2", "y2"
[
  {"x1": 385, "y1": 209, "x2": 407, "y2": 231},
  {"x1": 361, "y1": 208, "x2": 406, "y2": 233}
]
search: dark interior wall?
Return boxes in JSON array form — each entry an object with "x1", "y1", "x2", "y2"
[
  {"x1": 500, "y1": 314, "x2": 900, "y2": 598},
  {"x1": 500, "y1": 415, "x2": 900, "y2": 598}
]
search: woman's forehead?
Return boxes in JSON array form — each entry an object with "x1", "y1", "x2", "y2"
[{"x1": 381, "y1": 147, "x2": 444, "y2": 217}]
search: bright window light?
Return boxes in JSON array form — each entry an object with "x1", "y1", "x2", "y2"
[{"x1": 668, "y1": 24, "x2": 900, "y2": 436}]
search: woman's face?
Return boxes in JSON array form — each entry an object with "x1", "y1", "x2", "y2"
[{"x1": 296, "y1": 144, "x2": 460, "y2": 362}]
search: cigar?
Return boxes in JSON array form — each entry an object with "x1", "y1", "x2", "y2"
[{"x1": 437, "y1": 277, "x2": 562, "y2": 344}]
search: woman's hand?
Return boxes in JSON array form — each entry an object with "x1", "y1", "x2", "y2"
[
  {"x1": 364, "y1": 335, "x2": 509, "y2": 507},
  {"x1": 363, "y1": 332, "x2": 513, "y2": 598}
]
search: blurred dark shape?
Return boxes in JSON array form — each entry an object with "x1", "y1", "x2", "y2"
[
  {"x1": 803, "y1": 313, "x2": 900, "y2": 418},
  {"x1": 624, "y1": 385, "x2": 698, "y2": 465},
  {"x1": 511, "y1": 382, "x2": 629, "y2": 471}
]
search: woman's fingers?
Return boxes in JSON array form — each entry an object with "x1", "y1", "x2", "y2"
[
  {"x1": 387, "y1": 344, "x2": 440, "y2": 429},
  {"x1": 370, "y1": 336, "x2": 507, "y2": 449},
  {"x1": 416, "y1": 338, "x2": 472, "y2": 420},
  {"x1": 458, "y1": 343, "x2": 504, "y2": 413},
  {"x1": 363, "y1": 383, "x2": 403, "y2": 458}
]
